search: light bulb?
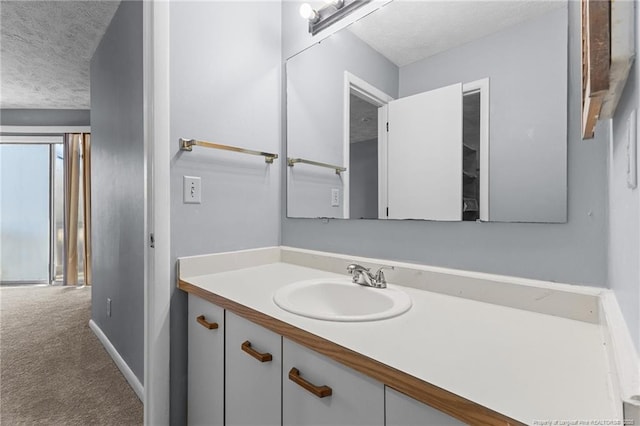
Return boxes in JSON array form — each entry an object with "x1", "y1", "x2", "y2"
[{"x1": 299, "y1": 3, "x2": 319, "y2": 22}]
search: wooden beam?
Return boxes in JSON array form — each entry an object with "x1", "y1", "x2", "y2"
[
  {"x1": 65, "y1": 134, "x2": 80, "y2": 284},
  {"x1": 82, "y1": 134, "x2": 92, "y2": 285},
  {"x1": 582, "y1": 81, "x2": 605, "y2": 139},
  {"x1": 581, "y1": 0, "x2": 610, "y2": 139},
  {"x1": 586, "y1": 0, "x2": 611, "y2": 94}
]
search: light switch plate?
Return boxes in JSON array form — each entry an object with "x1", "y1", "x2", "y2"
[{"x1": 183, "y1": 176, "x2": 202, "y2": 204}]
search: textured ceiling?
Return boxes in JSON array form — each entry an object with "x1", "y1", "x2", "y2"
[
  {"x1": 0, "y1": 1, "x2": 562, "y2": 109},
  {"x1": 0, "y1": 1, "x2": 120, "y2": 109},
  {"x1": 348, "y1": 0, "x2": 565, "y2": 67}
]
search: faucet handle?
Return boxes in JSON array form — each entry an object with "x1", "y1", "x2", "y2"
[
  {"x1": 374, "y1": 266, "x2": 394, "y2": 285},
  {"x1": 346, "y1": 263, "x2": 369, "y2": 274}
]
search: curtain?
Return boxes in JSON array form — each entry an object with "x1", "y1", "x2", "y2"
[{"x1": 64, "y1": 133, "x2": 91, "y2": 286}]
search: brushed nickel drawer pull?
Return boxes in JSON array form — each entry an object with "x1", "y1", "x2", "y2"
[
  {"x1": 196, "y1": 315, "x2": 218, "y2": 330},
  {"x1": 241, "y1": 340, "x2": 273, "y2": 362},
  {"x1": 288, "y1": 367, "x2": 332, "y2": 398}
]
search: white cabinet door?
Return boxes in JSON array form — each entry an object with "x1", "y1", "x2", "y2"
[
  {"x1": 385, "y1": 387, "x2": 465, "y2": 426},
  {"x1": 187, "y1": 294, "x2": 224, "y2": 426},
  {"x1": 282, "y1": 338, "x2": 384, "y2": 426},
  {"x1": 225, "y1": 311, "x2": 281, "y2": 426},
  {"x1": 387, "y1": 83, "x2": 463, "y2": 221}
]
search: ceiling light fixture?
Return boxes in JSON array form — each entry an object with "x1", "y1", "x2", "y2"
[
  {"x1": 299, "y1": 3, "x2": 320, "y2": 23},
  {"x1": 299, "y1": 0, "x2": 371, "y2": 36}
]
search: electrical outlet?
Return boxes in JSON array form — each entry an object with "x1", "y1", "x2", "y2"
[
  {"x1": 107, "y1": 298, "x2": 112, "y2": 317},
  {"x1": 331, "y1": 188, "x2": 340, "y2": 207},
  {"x1": 183, "y1": 176, "x2": 202, "y2": 204}
]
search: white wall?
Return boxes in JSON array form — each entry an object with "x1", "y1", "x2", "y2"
[
  {"x1": 609, "y1": 3, "x2": 640, "y2": 352},
  {"x1": 169, "y1": 2, "x2": 282, "y2": 423}
]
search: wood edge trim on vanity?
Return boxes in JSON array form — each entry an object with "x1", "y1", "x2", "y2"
[{"x1": 179, "y1": 279, "x2": 525, "y2": 426}]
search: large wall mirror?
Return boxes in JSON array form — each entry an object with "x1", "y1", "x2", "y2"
[{"x1": 286, "y1": 0, "x2": 568, "y2": 223}]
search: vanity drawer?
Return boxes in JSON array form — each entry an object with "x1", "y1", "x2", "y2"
[
  {"x1": 225, "y1": 311, "x2": 281, "y2": 426},
  {"x1": 187, "y1": 294, "x2": 224, "y2": 426},
  {"x1": 282, "y1": 338, "x2": 384, "y2": 426},
  {"x1": 386, "y1": 386, "x2": 465, "y2": 426}
]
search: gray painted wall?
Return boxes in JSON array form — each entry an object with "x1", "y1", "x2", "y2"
[
  {"x1": 89, "y1": 0, "x2": 144, "y2": 382},
  {"x1": 286, "y1": 29, "x2": 398, "y2": 218},
  {"x1": 169, "y1": 2, "x2": 282, "y2": 423},
  {"x1": 282, "y1": 0, "x2": 609, "y2": 287},
  {"x1": 0, "y1": 109, "x2": 90, "y2": 126},
  {"x1": 350, "y1": 139, "x2": 378, "y2": 219},
  {"x1": 399, "y1": 6, "x2": 567, "y2": 223},
  {"x1": 609, "y1": 3, "x2": 640, "y2": 351}
]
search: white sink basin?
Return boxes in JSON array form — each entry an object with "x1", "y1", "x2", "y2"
[{"x1": 273, "y1": 278, "x2": 412, "y2": 322}]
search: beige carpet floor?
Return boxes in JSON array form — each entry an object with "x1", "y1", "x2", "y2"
[{"x1": 0, "y1": 285, "x2": 143, "y2": 425}]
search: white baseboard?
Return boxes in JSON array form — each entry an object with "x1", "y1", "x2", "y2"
[
  {"x1": 600, "y1": 291, "x2": 640, "y2": 403},
  {"x1": 89, "y1": 319, "x2": 144, "y2": 402}
]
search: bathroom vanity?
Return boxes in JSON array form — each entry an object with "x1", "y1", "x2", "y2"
[{"x1": 178, "y1": 247, "x2": 622, "y2": 425}]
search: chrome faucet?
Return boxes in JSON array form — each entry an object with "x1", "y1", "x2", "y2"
[{"x1": 346, "y1": 264, "x2": 393, "y2": 288}]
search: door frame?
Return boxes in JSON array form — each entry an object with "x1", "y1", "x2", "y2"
[
  {"x1": 143, "y1": 1, "x2": 171, "y2": 424},
  {"x1": 343, "y1": 71, "x2": 394, "y2": 219}
]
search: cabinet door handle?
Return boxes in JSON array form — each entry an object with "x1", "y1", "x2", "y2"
[
  {"x1": 288, "y1": 367, "x2": 332, "y2": 398},
  {"x1": 196, "y1": 315, "x2": 218, "y2": 330},
  {"x1": 241, "y1": 340, "x2": 273, "y2": 362}
]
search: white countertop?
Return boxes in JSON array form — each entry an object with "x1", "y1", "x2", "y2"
[{"x1": 181, "y1": 260, "x2": 620, "y2": 424}]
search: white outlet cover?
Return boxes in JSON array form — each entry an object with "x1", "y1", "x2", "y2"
[
  {"x1": 183, "y1": 176, "x2": 202, "y2": 204},
  {"x1": 331, "y1": 188, "x2": 340, "y2": 207}
]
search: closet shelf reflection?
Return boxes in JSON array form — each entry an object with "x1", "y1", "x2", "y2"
[
  {"x1": 463, "y1": 198, "x2": 479, "y2": 212},
  {"x1": 463, "y1": 170, "x2": 477, "y2": 180},
  {"x1": 463, "y1": 143, "x2": 477, "y2": 154}
]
